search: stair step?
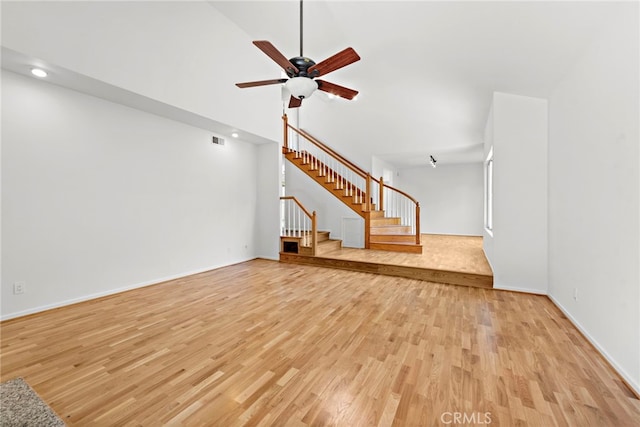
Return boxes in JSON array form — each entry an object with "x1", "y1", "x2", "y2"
[
  {"x1": 281, "y1": 230, "x2": 332, "y2": 247},
  {"x1": 316, "y1": 239, "x2": 342, "y2": 255},
  {"x1": 353, "y1": 202, "x2": 376, "y2": 212},
  {"x1": 316, "y1": 231, "x2": 331, "y2": 242},
  {"x1": 341, "y1": 193, "x2": 364, "y2": 199},
  {"x1": 283, "y1": 150, "x2": 379, "y2": 219},
  {"x1": 370, "y1": 234, "x2": 417, "y2": 243},
  {"x1": 370, "y1": 217, "x2": 401, "y2": 226},
  {"x1": 370, "y1": 225, "x2": 413, "y2": 234},
  {"x1": 303, "y1": 231, "x2": 331, "y2": 246},
  {"x1": 299, "y1": 238, "x2": 342, "y2": 256},
  {"x1": 283, "y1": 146, "x2": 422, "y2": 255},
  {"x1": 369, "y1": 242, "x2": 423, "y2": 254}
]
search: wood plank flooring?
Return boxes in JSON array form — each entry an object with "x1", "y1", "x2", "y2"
[
  {"x1": 1, "y1": 259, "x2": 639, "y2": 426},
  {"x1": 282, "y1": 234, "x2": 494, "y2": 289},
  {"x1": 327, "y1": 235, "x2": 493, "y2": 276}
]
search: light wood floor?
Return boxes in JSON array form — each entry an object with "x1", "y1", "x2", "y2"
[
  {"x1": 1, "y1": 259, "x2": 638, "y2": 426},
  {"x1": 283, "y1": 234, "x2": 494, "y2": 289},
  {"x1": 322, "y1": 234, "x2": 493, "y2": 276}
]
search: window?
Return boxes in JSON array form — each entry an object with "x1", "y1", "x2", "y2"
[{"x1": 485, "y1": 148, "x2": 494, "y2": 234}]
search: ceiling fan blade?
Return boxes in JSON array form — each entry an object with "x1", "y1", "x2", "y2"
[
  {"x1": 288, "y1": 96, "x2": 302, "y2": 108},
  {"x1": 236, "y1": 78, "x2": 288, "y2": 88},
  {"x1": 253, "y1": 40, "x2": 299, "y2": 75},
  {"x1": 316, "y1": 80, "x2": 359, "y2": 100},
  {"x1": 308, "y1": 47, "x2": 360, "y2": 77}
]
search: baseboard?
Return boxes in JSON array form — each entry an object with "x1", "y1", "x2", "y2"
[
  {"x1": 493, "y1": 284, "x2": 547, "y2": 295},
  {"x1": 426, "y1": 233, "x2": 483, "y2": 238},
  {"x1": 255, "y1": 255, "x2": 280, "y2": 261},
  {"x1": 1, "y1": 257, "x2": 257, "y2": 322},
  {"x1": 548, "y1": 294, "x2": 640, "y2": 398}
]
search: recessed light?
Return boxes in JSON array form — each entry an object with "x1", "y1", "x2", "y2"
[
  {"x1": 31, "y1": 68, "x2": 48, "y2": 78},
  {"x1": 231, "y1": 132, "x2": 239, "y2": 138}
]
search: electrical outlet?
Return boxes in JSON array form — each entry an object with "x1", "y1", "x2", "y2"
[
  {"x1": 13, "y1": 282, "x2": 25, "y2": 295},
  {"x1": 573, "y1": 288, "x2": 578, "y2": 301}
]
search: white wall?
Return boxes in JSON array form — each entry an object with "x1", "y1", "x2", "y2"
[
  {"x1": 547, "y1": 7, "x2": 639, "y2": 394},
  {"x1": 1, "y1": 71, "x2": 270, "y2": 319},
  {"x1": 371, "y1": 156, "x2": 397, "y2": 187},
  {"x1": 483, "y1": 92, "x2": 548, "y2": 294},
  {"x1": 396, "y1": 163, "x2": 484, "y2": 236},
  {"x1": 255, "y1": 143, "x2": 281, "y2": 259}
]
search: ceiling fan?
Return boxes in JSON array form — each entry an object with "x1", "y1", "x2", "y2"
[{"x1": 235, "y1": 0, "x2": 361, "y2": 108}]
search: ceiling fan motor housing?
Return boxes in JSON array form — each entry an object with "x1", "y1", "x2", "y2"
[{"x1": 288, "y1": 56, "x2": 317, "y2": 78}]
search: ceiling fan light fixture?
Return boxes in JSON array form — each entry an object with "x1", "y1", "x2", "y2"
[{"x1": 286, "y1": 77, "x2": 317, "y2": 99}]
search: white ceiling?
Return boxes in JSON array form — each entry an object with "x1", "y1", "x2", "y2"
[
  {"x1": 1, "y1": 46, "x2": 273, "y2": 146},
  {"x1": 211, "y1": 0, "x2": 626, "y2": 168},
  {"x1": 1, "y1": 1, "x2": 629, "y2": 169}
]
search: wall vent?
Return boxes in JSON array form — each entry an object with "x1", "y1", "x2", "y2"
[{"x1": 212, "y1": 136, "x2": 225, "y2": 145}]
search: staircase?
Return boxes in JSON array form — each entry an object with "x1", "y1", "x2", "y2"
[
  {"x1": 280, "y1": 196, "x2": 343, "y2": 256},
  {"x1": 369, "y1": 211, "x2": 422, "y2": 251},
  {"x1": 282, "y1": 115, "x2": 423, "y2": 254},
  {"x1": 281, "y1": 230, "x2": 342, "y2": 256}
]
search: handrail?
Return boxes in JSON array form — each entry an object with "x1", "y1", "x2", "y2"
[
  {"x1": 382, "y1": 182, "x2": 419, "y2": 206},
  {"x1": 378, "y1": 178, "x2": 420, "y2": 244},
  {"x1": 280, "y1": 196, "x2": 313, "y2": 219},
  {"x1": 282, "y1": 114, "x2": 422, "y2": 247},
  {"x1": 280, "y1": 196, "x2": 318, "y2": 255},
  {"x1": 286, "y1": 122, "x2": 417, "y2": 205},
  {"x1": 294, "y1": 128, "x2": 369, "y2": 179},
  {"x1": 283, "y1": 115, "x2": 368, "y2": 179}
]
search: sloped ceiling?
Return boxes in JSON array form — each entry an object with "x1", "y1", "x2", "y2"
[
  {"x1": 1, "y1": 1, "x2": 629, "y2": 169},
  {"x1": 212, "y1": 0, "x2": 627, "y2": 168}
]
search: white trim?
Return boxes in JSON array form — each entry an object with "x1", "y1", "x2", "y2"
[
  {"x1": 548, "y1": 294, "x2": 640, "y2": 397},
  {"x1": 0, "y1": 258, "x2": 257, "y2": 321},
  {"x1": 494, "y1": 285, "x2": 547, "y2": 295},
  {"x1": 484, "y1": 147, "x2": 494, "y2": 233}
]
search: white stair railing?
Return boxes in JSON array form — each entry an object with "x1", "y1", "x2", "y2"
[
  {"x1": 282, "y1": 115, "x2": 420, "y2": 246},
  {"x1": 368, "y1": 178, "x2": 421, "y2": 244},
  {"x1": 285, "y1": 126, "x2": 369, "y2": 207},
  {"x1": 280, "y1": 196, "x2": 317, "y2": 253}
]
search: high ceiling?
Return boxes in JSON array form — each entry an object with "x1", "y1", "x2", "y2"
[
  {"x1": 211, "y1": 0, "x2": 626, "y2": 168},
  {"x1": 1, "y1": 1, "x2": 629, "y2": 169}
]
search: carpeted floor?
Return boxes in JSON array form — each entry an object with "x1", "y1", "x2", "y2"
[{"x1": 0, "y1": 378, "x2": 65, "y2": 426}]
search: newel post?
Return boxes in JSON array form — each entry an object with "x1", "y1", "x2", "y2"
[
  {"x1": 311, "y1": 211, "x2": 318, "y2": 255},
  {"x1": 366, "y1": 173, "x2": 372, "y2": 212},
  {"x1": 415, "y1": 202, "x2": 421, "y2": 244},
  {"x1": 282, "y1": 114, "x2": 289, "y2": 150},
  {"x1": 379, "y1": 176, "x2": 384, "y2": 213}
]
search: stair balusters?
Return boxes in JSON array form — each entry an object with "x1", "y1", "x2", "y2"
[{"x1": 282, "y1": 114, "x2": 422, "y2": 250}]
